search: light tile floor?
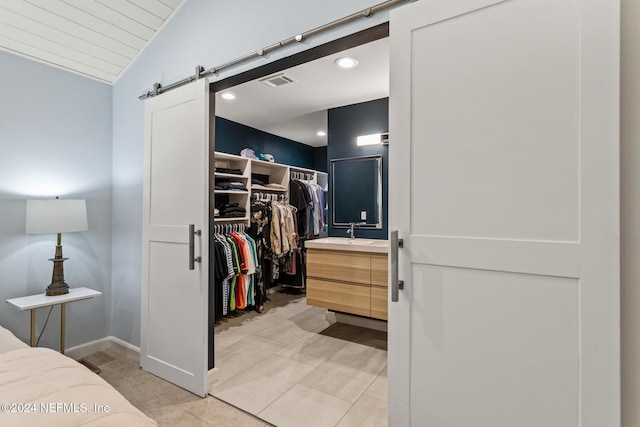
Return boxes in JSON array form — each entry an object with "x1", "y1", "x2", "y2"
[
  {"x1": 85, "y1": 290, "x2": 388, "y2": 427},
  {"x1": 212, "y1": 290, "x2": 388, "y2": 427},
  {"x1": 83, "y1": 347, "x2": 270, "y2": 427}
]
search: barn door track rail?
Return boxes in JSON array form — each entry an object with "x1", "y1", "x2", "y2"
[{"x1": 138, "y1": 0, "x2": 412, "y2": 100}]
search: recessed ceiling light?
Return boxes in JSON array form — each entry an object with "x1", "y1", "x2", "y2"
[
  {"x1": 221, "y1": 93, "x2": 235, "y2": 100},
  {"x1": 335, "y1": 57, "x2": 358, "y2": 69},
  {"x1": 317, "y1": 131, "x2": 326, "y2": 137}
]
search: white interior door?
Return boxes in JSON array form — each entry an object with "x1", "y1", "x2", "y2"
[
  {"x1": 388, "y1": 1, "x2": 620, "y2": 426},
  {"x1": 141, "y1": 79, "x2": 209, "y2": 397}
]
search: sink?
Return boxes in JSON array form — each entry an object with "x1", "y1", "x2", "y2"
[
  {"x1": 305, "y1": 237, "x2": 389, "y2": 253},
  {"x1": 365, "y1": 240, "x2": 388, "y2": 246},
  {"x1": 312, "y1": 237, "x2": 376, "y2": 245},
  {"x1": 317, "y1": 237, "x2": 357, "y2": 244}
]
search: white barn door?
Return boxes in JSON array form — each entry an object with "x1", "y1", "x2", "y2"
[
  {"x1": 141, "y1": 79, "x2": 210, "y2": 396},
  {"x1": 388, "y1": 0, "x2": 619, "y2": 426}
]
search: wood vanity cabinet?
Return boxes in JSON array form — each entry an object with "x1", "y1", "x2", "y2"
[
  {"x1": 306, "y1": 249, "x2": 389, "y2": 320},
  {"x1": 370, "y1": 254, "x2": 389, "y2": 320}
]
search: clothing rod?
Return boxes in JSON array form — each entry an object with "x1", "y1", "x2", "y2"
[{"x1": 139, "y1": 0, "x2": 411, "y2": 100}]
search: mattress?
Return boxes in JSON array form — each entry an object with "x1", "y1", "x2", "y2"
[
  {"x1": 0, "y1": 325, "x2": 28, "y2": 354},
  {"x1": 0, "y1": 326, "x2": 157, "y2": 426}
]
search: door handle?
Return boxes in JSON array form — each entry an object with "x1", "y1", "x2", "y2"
[
  {"x1": 189, "y1": 224, "x2": 202, "y2": 270},
  {"x1": 391, "y1": 230, "x2": 404, "y2": 302}
]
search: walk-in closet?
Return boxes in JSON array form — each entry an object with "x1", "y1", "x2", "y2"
[
  {"x1": 139, "y1": 19, "x2": 393, "y2": 424},
  {"x1": 207, "y1": 33, "x2": 390, "y2": 426},
  {"x1": 212, "y1": 152, "x2": 327, "y2": 316}
]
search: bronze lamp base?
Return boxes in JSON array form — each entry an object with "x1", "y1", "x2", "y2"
[
  {"x1": 46, "y1": 281, "x2": 69, "y2": 296},
  {"x1": 46, "y1": 235, "x2": 70, "y2": 296}
]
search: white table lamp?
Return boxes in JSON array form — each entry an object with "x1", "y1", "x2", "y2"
[{"x1": 26, "y1": 198, "x2": 88, "y2": 296}]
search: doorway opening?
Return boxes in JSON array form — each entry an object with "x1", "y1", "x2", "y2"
[{"x1": 209, "y1": 24, "x2": 390, "y2": 427}]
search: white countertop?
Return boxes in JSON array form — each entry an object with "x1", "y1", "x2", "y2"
[
  {"x1": 305, "y1": 237, "x2": 389, "y2": 253},
  {"x1": 6, "y1": 287, "x2": 102, "y2": 310}
]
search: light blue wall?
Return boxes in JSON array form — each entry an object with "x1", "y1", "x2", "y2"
[
  {"x1": 112, "y1": 0, "x2": 392, "y2": 346},
  {"x1": 0, "y1": 51, "x2": 112, "y2": 349}
]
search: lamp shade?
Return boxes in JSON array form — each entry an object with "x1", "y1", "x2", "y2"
[{"x1": 26, "y1": 199, "x2": 88, "y2": 234}]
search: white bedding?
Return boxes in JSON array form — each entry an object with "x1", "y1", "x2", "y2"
[
  {"x1": 0, "y1": 325, "x2": 28, "y2": 354},
  {"x1": 0, "y1": 327, "x2": 156, "y2": 426}
]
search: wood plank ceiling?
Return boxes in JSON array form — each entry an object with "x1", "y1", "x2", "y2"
[{"x1": 0, "y1": 0, "x2": 185, "y2": 83}]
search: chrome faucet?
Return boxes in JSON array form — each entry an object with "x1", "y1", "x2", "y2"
[{"x1": 347, "y1": 222, "x2": 363, "y2": 240}]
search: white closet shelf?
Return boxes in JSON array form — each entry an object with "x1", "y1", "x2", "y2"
[
  {"x1": 251, "y1": 186, "x2": 287, "y2": 192},
  {"x1": 214, "y1": 172, "x2": 249, "y2": 179},
  {"x1": 214, "y1": 190, "x2": 249, "y2": 194},
  {"x1": 251, "y1": 159, "x2": 284, "y2": 169},
  {"x1": 215, "y1": 152, "x2": 246, "y2": 160},
  {"x1": 213, "y1": 151, "x2": 323, "y2": 231},
  {"x1": 214, "y1": 217, "x2": 250, "y2": 223}
]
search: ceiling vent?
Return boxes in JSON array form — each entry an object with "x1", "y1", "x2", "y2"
[{"x1": 260, "y1": 73, "x2": 296, "y2": 88}]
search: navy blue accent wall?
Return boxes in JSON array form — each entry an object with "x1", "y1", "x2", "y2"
[
  {"x1": 214, "y1": 116, "x2": 315, "y2": 169},
  {"x1": 313, "y1": 146, "x2": 328, "y2": 173},
  {"x1": 327, "y1": 98, "x2": 389, "y2": 240}
]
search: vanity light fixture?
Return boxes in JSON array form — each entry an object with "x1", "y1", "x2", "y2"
[
  {"x1": 357, "y1": 133, "x2": 389, "y2": 146},
  {"x1": 334, "y1": 57, "x2": 359, "y2": 69},
  {"x1": 317, "y1": 131, "x2": 327, "y2": 136},
  {"x1": 221, "y1": 93, "x2": 236, "y2": 100}
]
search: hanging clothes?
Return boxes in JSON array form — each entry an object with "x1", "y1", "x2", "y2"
[
  {"x1": 248, "y1": 200, "x2": 271, "y2": 309},
  {"x1": 248, "y1": 196, "x2": 302, "y2": 289},
  {"x1": 317, "y1": 183, "x2": 326, "y2": 232},
  {"x1": 289, "y1": 179, "x2": 310, "y2": 238},
  {"x1": 213, "y1": 235, "x2": 235, "y2": 316},
  {"x1": 268, "y1": 200, "x2": 298, "y2": 258},
  {"x1": 213, "y1": 226, "x2": 259, "y2": 319},
  {"x1": 278, "y1": 248, "x2": 306, "y2": 289},
  {"x1": 248, "y1": 198, "x2": 281, "y2": 291},
  {"x1": 290, "y1": 177, "x2": 326, "y2": 238}
]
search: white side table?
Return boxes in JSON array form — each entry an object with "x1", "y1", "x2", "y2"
[{"x1": 6, "y1": 287, "x2": 101, "y2": 354}]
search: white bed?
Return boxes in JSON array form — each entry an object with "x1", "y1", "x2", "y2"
[{"x1": 0, "y1": 326, "x2": 157, "y2": 426}]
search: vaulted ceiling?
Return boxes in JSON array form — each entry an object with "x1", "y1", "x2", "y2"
[
  {"x1": 0, "y1": 0, "x2": 185, "y2": 83},
  {"x1": 0, "y1": 0, "x2": 389, "y2": 148}
]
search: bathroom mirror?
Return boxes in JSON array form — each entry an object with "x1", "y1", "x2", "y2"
[{"x1": 331, "y1": 155, "x2": 383, "y2": 229}]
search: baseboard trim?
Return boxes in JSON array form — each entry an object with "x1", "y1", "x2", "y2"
[
  {"x1": 65, "y1": 336, "x2": 140, "y2": 361},
  {"x1": 109, "y1": 336, "x2": 141, "y2": 354},
  {"x1": 69, "y1": 337, "x2": 221, "y2": 396},
  {"x1": 64, "y1": 337, "x2": 112, "y2": 360}
]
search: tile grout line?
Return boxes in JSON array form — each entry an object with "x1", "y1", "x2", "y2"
[
  {"x1": 255, "y1": 378, "x2": 304, "y2": 422},
  {"x1": 208, "y1": 395, "x2": 275, "y2": 427},
  {"x1": 207, "y1": 293, "x2": 389, "y2": 426},
  {"x1": 258, "y1": 382, "x2": 355, "y2": 427},
  {"x1": 362, "y1": 366, "x2": 388, "y2": 402},
  {"x1": 212, "y1": 331, "x2": 298, "y2": 392}
]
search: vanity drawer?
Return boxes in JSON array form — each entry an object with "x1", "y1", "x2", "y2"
[
  {"x1": 307, "y1": 249, "x2": 370, "y2": 284},
  {"x1": 370, "y1": 254, "x2": 389, "y2": 287},
  {"x1": 370, "y1": 286, "x2": 388, "y2": 320},
  {"x1": 307, "y1": 278, "x2": 371, "y2": 317}
]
